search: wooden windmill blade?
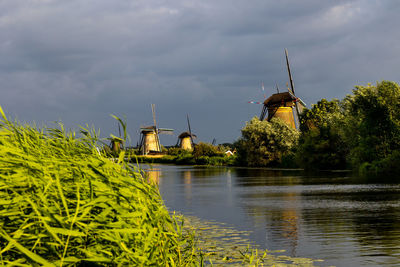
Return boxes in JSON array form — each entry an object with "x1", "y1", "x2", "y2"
[
  {"x1": 245, "y1": 81, "x2": 269, "y2": 120},
  {"x1": 138, "y1": 131, "x2": 145, "y2": 155},
  {"x1": 150, "y1": 104, "x2": 162, "y2": 151},
  {"x1": 151, "y1": 104, "x2": 157, "y2": 128},
  {"x1": 187, "y1": 114, "x2": 194, "y2": 146},
  {"x1": 248, "y1": 82, "x2": 267, "y2": 105},
  {"x1": 259, "y1": 105, "x2": 267, "y2": 120},
  {"x1": 285, "y1": 49, "x2": 295, "y2": 95},
  {"x1": 158, "y1": 128, "x2": 174, "y2": 135},
  {"x1": 285, "y1": 48, "x2": 302, "y2": 128}
]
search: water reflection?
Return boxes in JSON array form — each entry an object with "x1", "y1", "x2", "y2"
[
  {"x1": 143, "y1": 168, "x2": 161, "y2": 185},
  {"x1": 150, "y1": 165, "x2": 400, "y2": 266},
  {"x1": 182, "y1": 170, "x2": 192, "y2": 204}
]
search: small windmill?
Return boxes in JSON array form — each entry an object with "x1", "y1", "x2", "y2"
[
  {"x1": 177, "y1": 114, "x2": 196, "y2": 151},
  {"x1": 138, "y1": 104, "x2": 173, "y2": 155},
  {"x1": 259, "y1": 49, "x2": 306, "y2": 129},
  {"x1": 108, "y1": 115, "x2": 127, "y2": 153}
]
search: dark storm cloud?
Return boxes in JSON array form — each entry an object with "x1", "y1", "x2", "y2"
[{"x1": 1, "y1": 0, "x2": 399, "y2": 144}]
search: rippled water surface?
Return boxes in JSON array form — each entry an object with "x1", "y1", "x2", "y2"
[{"x1": 145, "y1": 165, "x2": 400, "y2": 266}]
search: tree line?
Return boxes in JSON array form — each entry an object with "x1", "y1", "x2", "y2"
[{"x1": 235, "y1": 80, "x2": 400, "y2": 177}]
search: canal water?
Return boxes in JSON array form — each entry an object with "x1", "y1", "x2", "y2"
[{"x1": 145, "y1": 164, "x2": 400, "y2": 266}]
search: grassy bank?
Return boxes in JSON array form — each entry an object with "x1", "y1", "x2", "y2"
[{"x1": 133, "y1": 154, "x2": 236, "y2": 166}]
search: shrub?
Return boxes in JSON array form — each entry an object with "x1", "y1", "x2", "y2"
[
  {"x1": 343, "y1": 81, "x2": 400, "y2": 170},
  {"x1": 176, "y1": 154, "x2": 196, "y2": 165},
  {"x1": 167, "y1": 147, "x2": 190, "y2": 156},
  {"x1": 235, "y1": 117, "x2": 299, "y2": 167},
  {"x1": 193, "y1": 142, "x2": 224, "y2": 158},
  {"x1": 296, "y1": 99, "x2": 348, "y2": 170}
]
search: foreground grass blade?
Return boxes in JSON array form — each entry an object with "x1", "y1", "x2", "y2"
[{"x1": 0, "y1": 230, "x2": 54, "y2": 266}]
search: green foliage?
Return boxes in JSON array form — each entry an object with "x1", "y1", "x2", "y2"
[
  {"x1": 343, "y1": 81, "x2": 400, "y2": 170},
  {"x1": 296, "y1": 81, "x2": 400, "y2": 175},
  {"x1": 176, "y1": 154, "x2": 196, "y2": 165},
  {"x1": 300, "y1": 99, "x2": 342, "y2": 132},
  {"x1": 167, "y1": 147, "x2": 190, "y2": 156},
  {"x1": 195, "y1": 156, "x2": 235, "y2": 166},
  {"x1": 296, "y1": 99, "x2": 348, "y2": 170},
  {"x1": 358, "y1": 150, "x2": 400, "y2": 177},
  {"x1": 235, "y1": 117, "x2": 299, "y2": 167},
  {"x1": 0, "y1": 111, "x2": 199, "y2": 266},
  {"x1": 192, "y1": 142, "x2": 224, "y2": 158}
]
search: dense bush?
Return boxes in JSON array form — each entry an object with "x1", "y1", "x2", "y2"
[
  {"x1": 192, "y1": 142, "x2": 224, "y2": 158},
  {"x1": 235, "y1": 117, "x2": 299, "y2": 167},
  {"x1": 296, "y1": 99, "x2": 348, "y2": 170},
  {"x1": 167, "y1": 147, "x2": 190, "y2": 156},
  {"x1": 358, "y1": 150, "x2": 400, "y2": 177},
  {"x1": 343, "y1": 81, "x2": 400, "y2": 172},
  {"x1": 296, "y1": 81, "x2": 400, "y2": 175}
]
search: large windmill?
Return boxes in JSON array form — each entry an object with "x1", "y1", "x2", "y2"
[
  {"x1": 177, "y1": 115, "x2": 196, "y2": 151},
  {"x1": 258, "y1": 49, "x2": 306, "y2": 129},
  {"x1": 138, "y1": 104, "x2": 173, "y2": 155}
]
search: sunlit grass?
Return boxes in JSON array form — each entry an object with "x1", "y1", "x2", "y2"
[{"x1": 0, "y1": 107, "x2": 198, "y2": 266}]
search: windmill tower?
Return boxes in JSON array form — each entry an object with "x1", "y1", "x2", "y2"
[
  {"x1": 259, "y1": 49, "x2": 306, "y2": 129},
  {"x1": 177, "y1": 115, "x2": 196, "y2": 151},
  {"x1": 138, "y1": 104, "x2": 173, "y2": 155}
]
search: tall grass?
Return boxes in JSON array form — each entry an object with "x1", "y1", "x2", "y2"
[{"x1": 0, "y1": 107, "x2": 198, "y2": 266}]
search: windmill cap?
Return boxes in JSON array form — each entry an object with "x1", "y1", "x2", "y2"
[
  {"x1": 140, "y1": 126, "x2": 156, "y2": 132},
  {"x1": 263, "y1": 92, "x2": 306, "y2": 107},
  {"x1": 178, "y1": 132, "x2": 197, "y2": 139}
]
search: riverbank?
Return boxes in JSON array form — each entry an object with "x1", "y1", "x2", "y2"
[{"x1": 133, "y1": 154, "x2": 237, "y2": 166}]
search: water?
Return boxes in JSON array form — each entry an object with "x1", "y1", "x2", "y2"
[{"x1": 145, "y1": 164, "x2": 400, "y2": 266}]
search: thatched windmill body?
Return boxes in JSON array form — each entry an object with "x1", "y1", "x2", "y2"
[
  {"x1": 139, "y1": 104, "x2": 173, "y2": 155},
  {"x1": 259, "y1": 49, "x2": 306, "y2": 129},
  {"x1": 177, "y1": 115, "x2": 196, "y2": 150}
]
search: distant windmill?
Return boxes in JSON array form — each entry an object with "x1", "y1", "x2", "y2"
[
  {"x1": 138, "y1": 104, "x2": 173, "y2": 155},
  {"x1": 177, "y1": 114, "x2": 196, "y2": 151},
  {"x1": 259, "y1": 49, "x2": 306, "y2": 129},
  {"x1": 109, "y1": 115, "x2": 126, "y2": 153},
  {"x1": 110, "y1": 122, "x2": 123, "y2": 152}
]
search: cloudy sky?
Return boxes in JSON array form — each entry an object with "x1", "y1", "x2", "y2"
[{"x1": 1, "y1": 0, "x2": 399, "y2": 145}]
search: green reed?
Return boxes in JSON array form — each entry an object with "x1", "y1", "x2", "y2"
[{"x1": 0, "y1": 107, "x2": 199, "y2": 266}]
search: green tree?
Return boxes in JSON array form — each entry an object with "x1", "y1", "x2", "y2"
[
  {"x1": 343, "y1": 81, "x2": 400, "y2": 173},
  {"x1": 296, "y1": 99, "x2": 348, "y2": 170},
  {"x1": 193, "y1": 142, "x2": 223, "y2": 158},
  {"x1": 235, "y1": 117, "x2": 299, "y2": 167}
]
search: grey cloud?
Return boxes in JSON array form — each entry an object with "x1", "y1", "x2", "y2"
[{"x1": 1, "y1": 0, "x2": 400, "y2": 143}]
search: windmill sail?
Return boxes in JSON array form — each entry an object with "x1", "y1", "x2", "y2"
[
  {"x1": 187, "y1": 114, "x2": 194, "y2": 146},
  {"x1": 139, "y1": 104, "x2": 174, "y2": 155},
  {"x1": 285, "y1": 48, "x2": 302, "y2": 128},
  {"x1": 151, "y1": 104, "x2": 161, "y2": 151}
]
